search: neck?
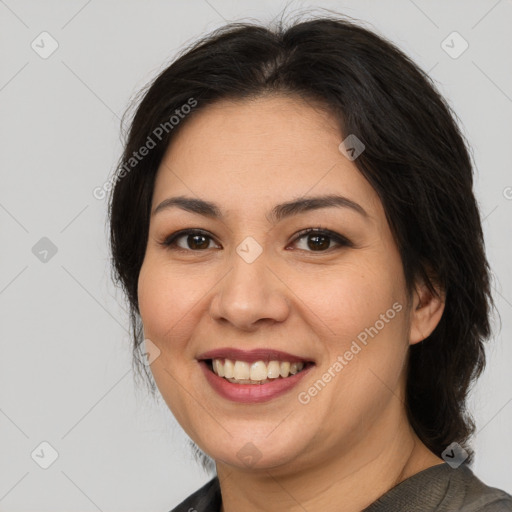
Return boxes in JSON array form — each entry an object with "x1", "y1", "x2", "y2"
[{"x1": 216, "y1": 407, "x2": 444, "y2": 512}]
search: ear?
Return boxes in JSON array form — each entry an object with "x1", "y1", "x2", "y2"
[{"x1": 408, "y1": 277, "x2": 445, "y2": 346}]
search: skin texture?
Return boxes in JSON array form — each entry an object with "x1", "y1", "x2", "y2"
[{"x1": 137, "y1": 94, "x2": 446, "y2": 512}]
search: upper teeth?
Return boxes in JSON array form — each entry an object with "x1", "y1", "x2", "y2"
[{"x1": 212, "y1": 359, "x2": 305, "y2": 381}]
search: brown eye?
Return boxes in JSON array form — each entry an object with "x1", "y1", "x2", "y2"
[
  {"x1": 184, "y1": 233, "x2": 211, "y2": 250},
  {"x1": 160, "y1": 229, "x2": 220, "y2": 251},
  {"x1": 305, "y1": 233, "x2": 331, "y2": 251},
  {"x1": 291, "y1": 228, "x2": 352, "y2": 252}
]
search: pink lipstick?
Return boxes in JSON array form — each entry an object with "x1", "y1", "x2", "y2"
[{"x1": 197, "y1": 348, "x2": 314, "y2": 403}]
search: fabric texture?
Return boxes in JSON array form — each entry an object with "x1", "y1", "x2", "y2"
[{"x1": 169, "y1": 462, "x2": 512, "y2": 512}]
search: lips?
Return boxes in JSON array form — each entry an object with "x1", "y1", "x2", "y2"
[{"x1": 197, "y1": 348, "x2": 315, "y2": 403}]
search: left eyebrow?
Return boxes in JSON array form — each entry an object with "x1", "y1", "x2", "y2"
[
  {"x1": 152, "y1": 194, "x2": 369, "y2": 223},
  {"x1": 267, "y1": 194, "x2": 369, "y2": 224}
]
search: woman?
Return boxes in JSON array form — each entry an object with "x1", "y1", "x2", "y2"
[{"x1": 108, "y1": 12, "x2": 512, "y2": 512}]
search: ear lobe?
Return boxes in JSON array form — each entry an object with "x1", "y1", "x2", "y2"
[{"x1": 409, "y1": 279, "x2": 445, "y2": 346}]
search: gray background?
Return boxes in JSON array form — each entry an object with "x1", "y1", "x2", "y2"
[{"x1": 1, "y1": 0, "x2": 511, "y2": 510}]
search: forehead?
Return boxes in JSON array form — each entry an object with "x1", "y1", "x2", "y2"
[{"x1": 152, "y1": 94, "x2": 383, "y2": 220}]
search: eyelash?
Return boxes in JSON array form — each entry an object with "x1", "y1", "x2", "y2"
[{"x1": 159, "y1": 228, "x2": 353, "y2": 253}]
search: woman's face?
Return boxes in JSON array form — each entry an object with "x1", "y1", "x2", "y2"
[{"x1": 138, "y1": 95, "x2": 428, "y2": 472}]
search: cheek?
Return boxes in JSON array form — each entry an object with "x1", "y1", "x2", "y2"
[
  {"x1": 294, "y1": 258, "x2": 403, "y2": 342},
  {"x1": 137, "y1": 260, "x2": 205, "y2": 427},
  {"x1": 304, "y1": 259, "x2": 409, "y2": 402},
  {"x1": 137, "y1": 259, "x2": 199, "y2": 347}
]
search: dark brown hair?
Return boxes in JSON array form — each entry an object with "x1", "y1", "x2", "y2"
[{"x1": 108, "y1": 11, "x2": 494, "y2": 467}]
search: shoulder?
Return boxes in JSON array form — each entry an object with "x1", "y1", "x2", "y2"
[
  {"x1": 168, "y1": 477, "x2": 221, "y2": 512},
  {"x1": 437, "y1": 463, "x2": 512, "y2": 511},
  {"x1": 363, "y1": 462, "x2": 512, "y2": 512}
]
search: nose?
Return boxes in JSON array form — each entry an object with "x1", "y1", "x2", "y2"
[{"x1": 208, "y1": 249, "x2": 290, "y2": 331}]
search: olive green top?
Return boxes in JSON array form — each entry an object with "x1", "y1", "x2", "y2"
[{"x1": 170, "y1": 462, "x2": 512, "y2": 512}]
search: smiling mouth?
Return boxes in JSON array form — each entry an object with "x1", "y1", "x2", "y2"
[{"x1": 205, "y1": 358, "x2": 314, "y2": 385}]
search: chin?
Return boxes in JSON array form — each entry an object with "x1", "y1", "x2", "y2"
[{"x1": 193, "y1": 427, "x2": 311, "y2": 472}]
